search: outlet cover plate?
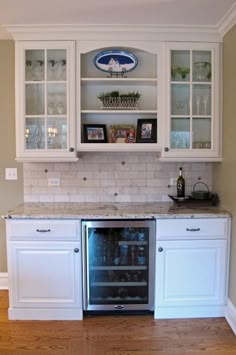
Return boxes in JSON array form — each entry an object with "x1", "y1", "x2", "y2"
[
  {"x1": 48, "y1": 178, "x2": 60, "y2": 186},
  {"x1": 5, "y1": 168, "x2": 17, "y2": 180}
]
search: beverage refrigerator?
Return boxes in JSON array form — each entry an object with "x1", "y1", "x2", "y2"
[{"x1": 82, "y1": 220, "x2": 155, "y2": 312}]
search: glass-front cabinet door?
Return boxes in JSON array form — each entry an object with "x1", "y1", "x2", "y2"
[
  {"x1": 162, "y1": 42, "x2": 221, "y2": 161},
  {"x1": 15, "y1": 41, "x2": 77, "y2": 161}
]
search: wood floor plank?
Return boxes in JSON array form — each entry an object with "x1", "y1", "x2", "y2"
[{"x1": 0, "y1": 291, "x2": 235, "y2": 354}]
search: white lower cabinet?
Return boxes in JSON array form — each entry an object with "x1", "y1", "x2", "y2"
[
  {"x1": 154, "y1": 218, "x2": 230, "y2": 319},
  {"x1": 6, "y1": 220, "x2": 83, "y2": 320}
]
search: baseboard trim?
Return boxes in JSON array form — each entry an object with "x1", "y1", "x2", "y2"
[
  {"x1": 225, "y1": 299, "x2": 236, "y2": 335},
  {"x1": 154, "y1": 305, "x2": 225, "y2": 319},
  {"x1": 0, "y1": 273, "x2": 8, "y2": 290},
  {"x1": 8, "y1": 307, "x2": 83, "y2": 320}
]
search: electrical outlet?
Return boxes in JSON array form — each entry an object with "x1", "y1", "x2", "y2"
[
  {"x1": 5, "y1": 168, "x2": 17, "y2": 180},
  {"x1": 170, "y1": 178, "x2": 177, "y2": 186},
  {"x1": 48, "y1": 178, "x2": 60, "y2": 186}
]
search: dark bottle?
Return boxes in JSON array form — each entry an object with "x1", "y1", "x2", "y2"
[
  {"x1": 137, "y1": 246, "x2": 146, "y2": 265},
  {"x1": 177, "y1": 167, "x2": 185, "y2": 197}
]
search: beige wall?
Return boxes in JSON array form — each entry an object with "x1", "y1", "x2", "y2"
[
  {"x1": 0, "y1": 41, "x2": 24, "y2": 272},
  {"x1": 213, "y1": 25, "x2": 236, "y2": 306}
]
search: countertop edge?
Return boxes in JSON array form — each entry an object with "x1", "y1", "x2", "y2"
[{"x1": 1, "y1": 202, "x2": 231, "y2": 220}]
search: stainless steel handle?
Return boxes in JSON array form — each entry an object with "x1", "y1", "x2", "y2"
[
  {"x1": 82, "y1": 224, "x2": 88, "y2": 310},
  {"x1": 158, "y1": 247, "x2": 163, "y2": 252},
  {"x1": 36, "y1": 229, "x2": 51, "y2": 233},
  {"x1": 74, "y1": 248, "x2": 79, "y2": 253},
  {"x1": 186, "y1": 228, "x2": 200, "y2": 232},
  {"x1": 114, "y1": 305, "x2": 124, "y2": 310}
]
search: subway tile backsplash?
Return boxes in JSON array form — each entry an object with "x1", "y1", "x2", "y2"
[{"x1": 23, "y1": 152, "x2": 212, "y2": 203}]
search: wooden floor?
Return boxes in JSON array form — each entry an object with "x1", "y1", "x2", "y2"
[{"x1": 0, "y1": 291, "x2": 235, "y2": 355}]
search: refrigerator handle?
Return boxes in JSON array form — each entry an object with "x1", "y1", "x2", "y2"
[{"x1": 82, "y1": 224, "x2": 88, "y2": 310}]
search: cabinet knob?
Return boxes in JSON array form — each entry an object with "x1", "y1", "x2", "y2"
[
  {"x1": 69, "y1": 147, "x2": 74, "y2": 152},
  {"x1": 158, "y1": 247, "x2": 163, "y2": 252},
  {"x1": 74, "y1": 248, "x2": 79, "y2": 253},
  {"x1": 164, "y1": 147, "x2": 169, "y2": 152}
]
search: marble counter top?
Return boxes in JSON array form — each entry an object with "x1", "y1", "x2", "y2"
[{"x1": 2, "y1": 202, "x2": 231, "y2": 219}]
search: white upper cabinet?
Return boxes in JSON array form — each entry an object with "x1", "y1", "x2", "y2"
[
  {"x1": 14, "y1": 37, "x2": 222, "y2": 161},
  {"x1": 15, "y1": 41, "x2": 78, "y2": 162},
  {"x1": 161, "y1": 42, "x2": 222, "y2": 161},
  {"x1": 76, "y1": 41, "x2": 162, "y2": 152}
]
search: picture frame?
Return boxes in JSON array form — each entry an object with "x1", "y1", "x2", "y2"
[
  {"x1": 136, "y1": 119, "x2": 157, "y2": 143},
  {"x1": 109, "y1": 125, "x2": 136, "y2": 143},
  {"x1": 83, "y1": 124, "x2": 107, "y2": 143}
]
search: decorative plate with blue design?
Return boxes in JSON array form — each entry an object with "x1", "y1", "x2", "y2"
[{"x1": 93, "y1": 49, "x2": 138, "y2": 74}]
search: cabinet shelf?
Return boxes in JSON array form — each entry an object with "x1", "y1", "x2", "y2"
[
  {"x1": 81, "y1": 110, "x2": 157, "y2": 114},
  {"x1": 90, "y1": 265, "x2": 147, "y2": 271},
  {"x1": 25, "y1": 81, "x2": 67, "y2": 84},
  {"x1": 81, "y1": 77, "x2": 157, "y2": 85},
  {"x1": 171, "y1": 81, "x2": 211, "y2": 85},
  {"x1": 91, "y1": 282, "x2": 147, "y2": 287},
  {"x1": 78, "y1": 142, "x2": 161, "y2": 152},
  {"x1": 91, "y1": 296, "x2": 147, "y2": 302}
]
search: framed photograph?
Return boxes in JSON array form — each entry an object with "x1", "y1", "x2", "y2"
[
  {"x1": 136, "y1": 119, "x2": 157, "y2": 143},
  {"x1": 83, "y1": 124, "x2": 107, "y2": 143},
  {"x1": 109, "y1": 125, "x2": 136, "y2": 143}
]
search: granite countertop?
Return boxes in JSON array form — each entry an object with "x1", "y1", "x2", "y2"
[{"x1": 2, "y1": 202, "x2": 231, "y2": 219}]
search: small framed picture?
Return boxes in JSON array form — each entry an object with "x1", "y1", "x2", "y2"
[
  {"x1": 136, "y1": 119, "x2": 157, "y2": 143},
  {"x1": 109, "y1": 125, "x2": 136, "y2": 143},
  {"x1": 83, "y1": 124, "x2": 107, "y2": 143}
]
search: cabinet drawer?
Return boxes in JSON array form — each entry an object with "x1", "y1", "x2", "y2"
[
  {"x1": 7, "y1": 219, "x2": 80, "y2": 241},
  {"x1": 156, "y1": 218, "x2": 228, "y2": 240}
]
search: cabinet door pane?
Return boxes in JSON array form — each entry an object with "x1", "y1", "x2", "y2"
[
  {"x1": 47, "y1": 49, "x2": 67, "y2": 81},
  {"x1": 192, "y1": 84, "x2": 211, "y2": 116},
  {"x1": 171, "y1": 50, "x2": 190, "y2": 82},
  {"x1": 192, "y1": 51, "x2": 211, "y2": 82},
  {"x1": 47, "y1": 83, "x2": 67, "y2": 115},
  {"x1": 25, "y1": 50, "x2": 45, "y2": 82},
  {"x1": 171, "y1": 84, "x2": 190, "y2": 116},
  {"x1": 171, "y1": 118, "x2": 190, "y2": 149},
  {"x1": 25, "y1": 118, "x2": 45, "y2": 149},
  {"x1": 25, "y1": 84, "x2": 45, "y2": 115},
  {"x1": 192, "y1": 118, "x2": 211, "y2": 149},
  {"x1": 47, "y1": 117, "x2": 67, "y2": 149}
]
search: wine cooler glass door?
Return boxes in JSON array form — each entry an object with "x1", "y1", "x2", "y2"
[{"x1": 82, "y1": 220, "x2": 155, "y2": 311}]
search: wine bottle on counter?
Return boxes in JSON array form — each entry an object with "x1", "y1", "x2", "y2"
[{"x1": 177, "y1": 167, "x2": 185, "y2": 198}]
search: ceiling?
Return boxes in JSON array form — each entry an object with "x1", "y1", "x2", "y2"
[{"x1": 1, "y1": 0, "x2": 236, "y2": 38}]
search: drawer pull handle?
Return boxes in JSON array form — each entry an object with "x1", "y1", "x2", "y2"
[
  {"x1": 36, "y1": 229, "x2": 51, "y2": 233},
  {"x1": 186, "y1": 228, "x2": 200, "y2": 232},
  {"x1": 74, "y1": 248, "x2": 79, "y2": 253},
  {"x1": 158, "y1": 247, "x2": 163, "y2": 252}
]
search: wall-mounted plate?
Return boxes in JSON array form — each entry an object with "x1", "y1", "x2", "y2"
[{"x1": 93, "y1": 49, "x2": 138, "y2": 74}]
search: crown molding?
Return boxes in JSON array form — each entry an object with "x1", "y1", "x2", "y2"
[
  {"x1": 217, "y1": 3, "x2": 236, "y2": 38},
  {"x1": 3, "y1": 24, "x2": 222, "y2": 42},
  {"x1": 3, "y1": 3, "x2": 236, "y2": 42}
]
